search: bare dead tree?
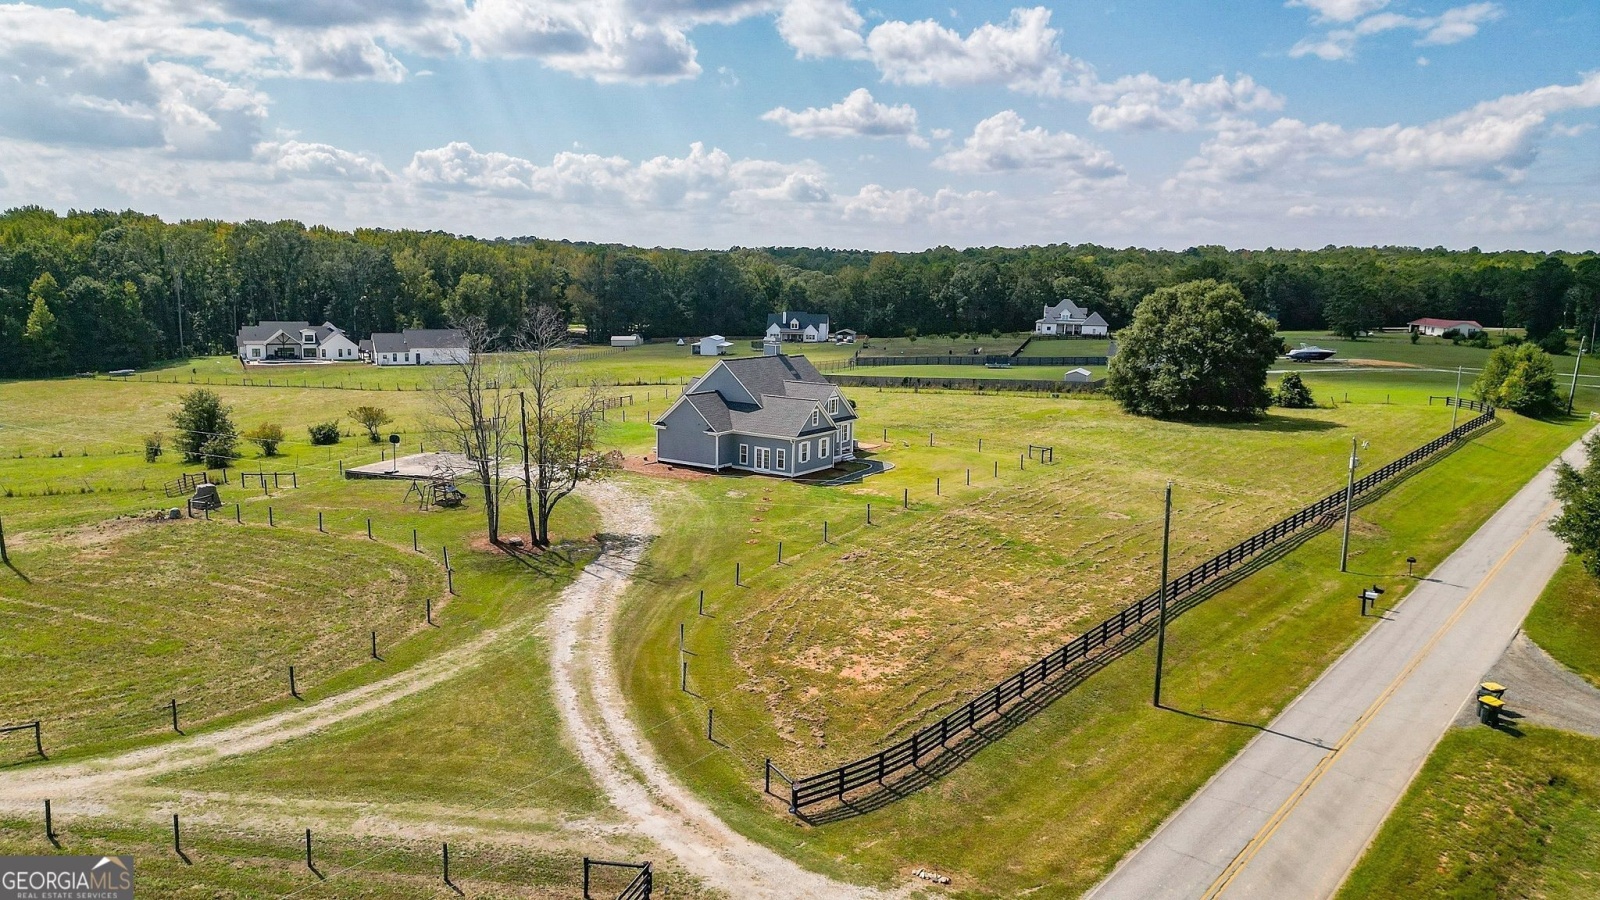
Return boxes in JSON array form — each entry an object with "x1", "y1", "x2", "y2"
[
  {"x1": 429, "y1": 316, "x2": 514, "y2": 544},
  {"x1": 514, "y1": 305, "x2": 612, "y2": 547}
]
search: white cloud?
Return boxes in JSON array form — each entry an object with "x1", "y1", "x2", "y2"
[
  {"x1": 1176, "y1": 71, "x2": 1600, "y2": 184},
  {"x1": 1289, "y1": 2, "x2": 1502, "y2": 60},
  {"x1": 776, "y1": 0, "x2": 865, "y2": 58},
  {"x1": 405, "y1": 140, "x2": 828, "y2": 208},
  {"x1": 762, "y1": 89, "x2": 924, "y2": 146},
  {"x1": 257, "y1": 140, "x2": 392, "y2": 181},
  {"x1": 840, "y1": 183, "x2": 994, "y2": 225},
  {"x1": 1087, "y1": 73, "x2": 1283, "y2": 132},
  {"x1": 864, "y1": 7, "x2": 1092, "y2": 97},
  {"x1": 0, "y1": 7, "x2": 270, "y2": 157},
  {"x1": 1286, "y1": 0, "x2": 1390, "y2": 24},
  {"x1": 934, "y1": 111, "x2": 1122, "y2": 178},
  {"x1": 461, "y1": 1, "x2": 702, "y2": 83}
]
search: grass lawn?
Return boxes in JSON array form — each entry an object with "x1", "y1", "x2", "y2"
[
  {"x1": 842, "y1": 364, "x2": 1107, "y2": 381},
  {"x1": 615, "y1": 377, "x2": 1591, "y2": 896},
  {"x1": 1524, "y1": 555, "x2": 1600, "y2": 688},
  {"x1": 0, "y1": 520, "x2": 436, "y2": 759},
  {"x1": 0, "y1": 814, "x2": 713, "y2": 899},
  {"x1": 1337, "y1": 726, "x2": 1600, "y2": 899},
  {"x1": 125, "y1": 341, "x2": 862, "y2": 392}
]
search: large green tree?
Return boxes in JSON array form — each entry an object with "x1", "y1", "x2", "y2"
[
  {"x1": 1474, "y1": 342, "x2": 1560, "y2": 416},
  {"x1": 1551, "y1": 433, "x2": 1600, "y2": 577},
  {"x1": 1107, "y1": 279, "x2": 1280, "y2": 420},
  {"x1": 170, "y1": 388, "x2": 239, "y2": 467}
]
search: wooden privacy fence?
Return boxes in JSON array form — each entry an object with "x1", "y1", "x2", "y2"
[
  {"x1": 854, "y1": 354, "x2": 1108, "y2": 367},
  {"x1": 781, "y1": 408, "x2": 1498, "y2": 813}
]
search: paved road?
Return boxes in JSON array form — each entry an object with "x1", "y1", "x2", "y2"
[{"x1": 1087, "y1": 430, "x2": 1594, "y2": 900}]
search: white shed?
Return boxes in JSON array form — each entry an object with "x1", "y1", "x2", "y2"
[
  {"x1": 610, "y1": 334, "x2": 645, "y2": 348},
  {"x1": 694, "y1": 335, "x2": 733, "y2": 356},
  {"x1": 1064, "y1": 367, "x2": 1095, "y2": 383}
]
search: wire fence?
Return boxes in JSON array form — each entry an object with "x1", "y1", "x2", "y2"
[{"x1": 780, "y1": 407, "x2": 1499, "y2": 813}]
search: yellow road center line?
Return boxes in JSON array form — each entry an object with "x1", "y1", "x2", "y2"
[{"x1": 1201, "y1": 499, "x2": 1557, "y2": 900}]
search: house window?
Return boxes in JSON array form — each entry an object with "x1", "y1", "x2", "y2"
[
  {"x1": 405, "y1": 353, "x2": 412, "y2": 363},
  {"x1": 776, "y1": 448, "x2": 786, "y2": 470},
  {"x1": 755, "y1": 447, "x2": 770, "y2": 469},
  {"x1": 739, "y1": 444, "x2": 749, "y2": 465},
  {"x1": 799, "y1": 443, "x2": 810, "y2": 464},
  {"x1": 251, "y1": 347, "x2": 261, "y2": 358},
  {"x1": 827, "y1": 397, "x2": 836, "y2": 414},
  {"x1": 810, "y1": 410, "x2": 819, "y2": 426},
  {"x1": 820, "y1": 437, "x2": 830, "y2": 458}
]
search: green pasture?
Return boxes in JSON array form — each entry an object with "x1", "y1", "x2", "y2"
[
  {"x1": 1524, "y1": 555, "x2": 1600, "y2": 688},
  {"x1": 615, "y1": 374, "x2": 1591, "y2": 897},
  {"x1": 1338, "y1": 726, "x2": 1600, "y2": 899},
  {"x1": 0, "y1": 814, "x2": 711, "y2": 900}
]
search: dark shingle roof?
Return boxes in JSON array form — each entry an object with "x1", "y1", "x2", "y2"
[
  {"x1": 719, "y1": 354, "x2": 827, "y2": 400},
  {"x1": 368, "y1": 328, "x2": 467, "y2": 355},
  {"x1": 237, "y1": 321, "x2": 311, "y2": 343},
  {"x1": 766, "y1": 311, "x2": 829, "y2": 331},
  {"x1": 685, "y1": 392, "x2": 733, "y2": 432},
  {"x1": 730, "y1": 395, "x2": 834, "y2": 438}
]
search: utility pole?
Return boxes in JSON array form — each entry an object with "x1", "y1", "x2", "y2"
[
  {"x1": 1452, "y1": 365, "x2": 1463, "y2": 429},
  {"x1": 1567, "y1": 339, "x2": 1586, "y2": 415},
  {"x1": 1340, "y1": 437, "x2": 1358, "y2": 573},
  {"x1": 1153, "y1": 481, "x2": 1173, "y2": 708}
]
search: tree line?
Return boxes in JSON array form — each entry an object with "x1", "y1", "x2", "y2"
[{"x1": 2, "y1": 205, "x2": 1597, "y2": 378}]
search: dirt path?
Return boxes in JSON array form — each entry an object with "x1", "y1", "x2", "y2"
[{"x1": 549, "y1": 481, "x2": 894, "y2": 900}]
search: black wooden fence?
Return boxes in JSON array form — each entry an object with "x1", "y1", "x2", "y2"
[
  {"x1": 1429, "y1": 395, "x2": 1491, "y2": 413},
  {"x1": 782, "y1": 408, "x2": 1498, "y2": 813},
  {"x1": 854, "y1": 355, "x2": 1109, "y2": 367},
  {"x1": 826, "y1": 374, "x2": 1103, "y2": 394}
]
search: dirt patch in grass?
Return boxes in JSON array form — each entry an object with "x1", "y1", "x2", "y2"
[{"x1": 621, "y1": 454, "x2": 713, "y2": 481}]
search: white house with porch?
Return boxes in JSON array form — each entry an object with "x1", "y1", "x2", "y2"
[
  {"x1": 1034, "y1": 299, "x2": 1109, "y2": 336},
  {"x1": 237, "y1": 321, "x2": 360, "y2": 362},
  {"x1": 766, "y1": 311, "x2": 830, "y2": 343},
  {"x1": 365, "y1": 328, "x2": 469, "y2": 366}
]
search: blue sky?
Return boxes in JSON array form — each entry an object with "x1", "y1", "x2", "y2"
[{"x1": 0, "y1": 0, "x2": 1595, "y2": 251}]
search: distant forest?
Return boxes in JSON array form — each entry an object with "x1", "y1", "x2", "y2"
[{"x1": 1, "y1": 205, "x2": 1597, "y2": 378}]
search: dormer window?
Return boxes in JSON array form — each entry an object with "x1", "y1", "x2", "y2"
[
  {"x1": 302, "y1": 331, "x2": 315, "y2": 343},
  {"x1": 827, "y1": 397, "x2": 836, "y2": 414},
  {"x1": 810, "y1": 410, "x2": 819, "y2": 426}
]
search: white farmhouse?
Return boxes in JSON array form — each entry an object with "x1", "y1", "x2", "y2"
[
  {"x1": 237, "y1": 321, "x2": 360, "y2": 362},
  {"x1": 1408, "y1": 318, "x2": 1484, "y2": 337},
  {"x1": 1034, "y1": 299, "x2": 1109, "y2": 336},
  {"x1": 766, "y1": 311, "x2": 830, "y2": 343},
  {"x1": 367, "y1": 328, "x2": 469, "y2": 366}
]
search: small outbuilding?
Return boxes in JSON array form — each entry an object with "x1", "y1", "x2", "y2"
[
  {"x1": 1408, "y1": 318, "x2": 1483, "y2": 337},
  {"x1": 611, "y1": 334, "x2": 646, "y2": 348},
  {"x1": 693, "y1": 335, "x2": 733, "y2": 356},
  {"x1": 1064, "y1": 367, "x2": 1094, "y2": 383}
]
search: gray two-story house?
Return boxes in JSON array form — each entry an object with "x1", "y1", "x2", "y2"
[{"x1": 654, "y1": 355, "x2": 857, "y2": 478}]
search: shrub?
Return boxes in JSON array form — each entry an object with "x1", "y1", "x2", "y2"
[
  {"x1": 348, "y1": 405, "x2": 393, "y2": 442},
  {"x1": 1474, "y1": 343, "x2": 1560, "y2": 416},
  {"x1": 245, "y1": 422, "x2": 286, "y2": 456},
  {"x1": 199, "y1": 435, "x2": 235, "y2": 468},
  {"x1": 1501, "y1": 333, "x2": 1524, "y2": 347},
  {"x1": 307, "y1": 421, "x2": 342, "y2": 445},
  {"x1": 143, "y1": 431, "x2": 164, "y2": 463},
  {"x1": 1539, "y1": 329, "x2": 1569, "y2": 355},
  {"x1": 1410, "y1": 332, "x2": 1420, "y2": 344},
  {"x1": 170, "y1": 389, "x2": 237, "y2": 466},
  {"x1": 1275, "y1": 372, "x2": 1316, "y2": 409}
]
